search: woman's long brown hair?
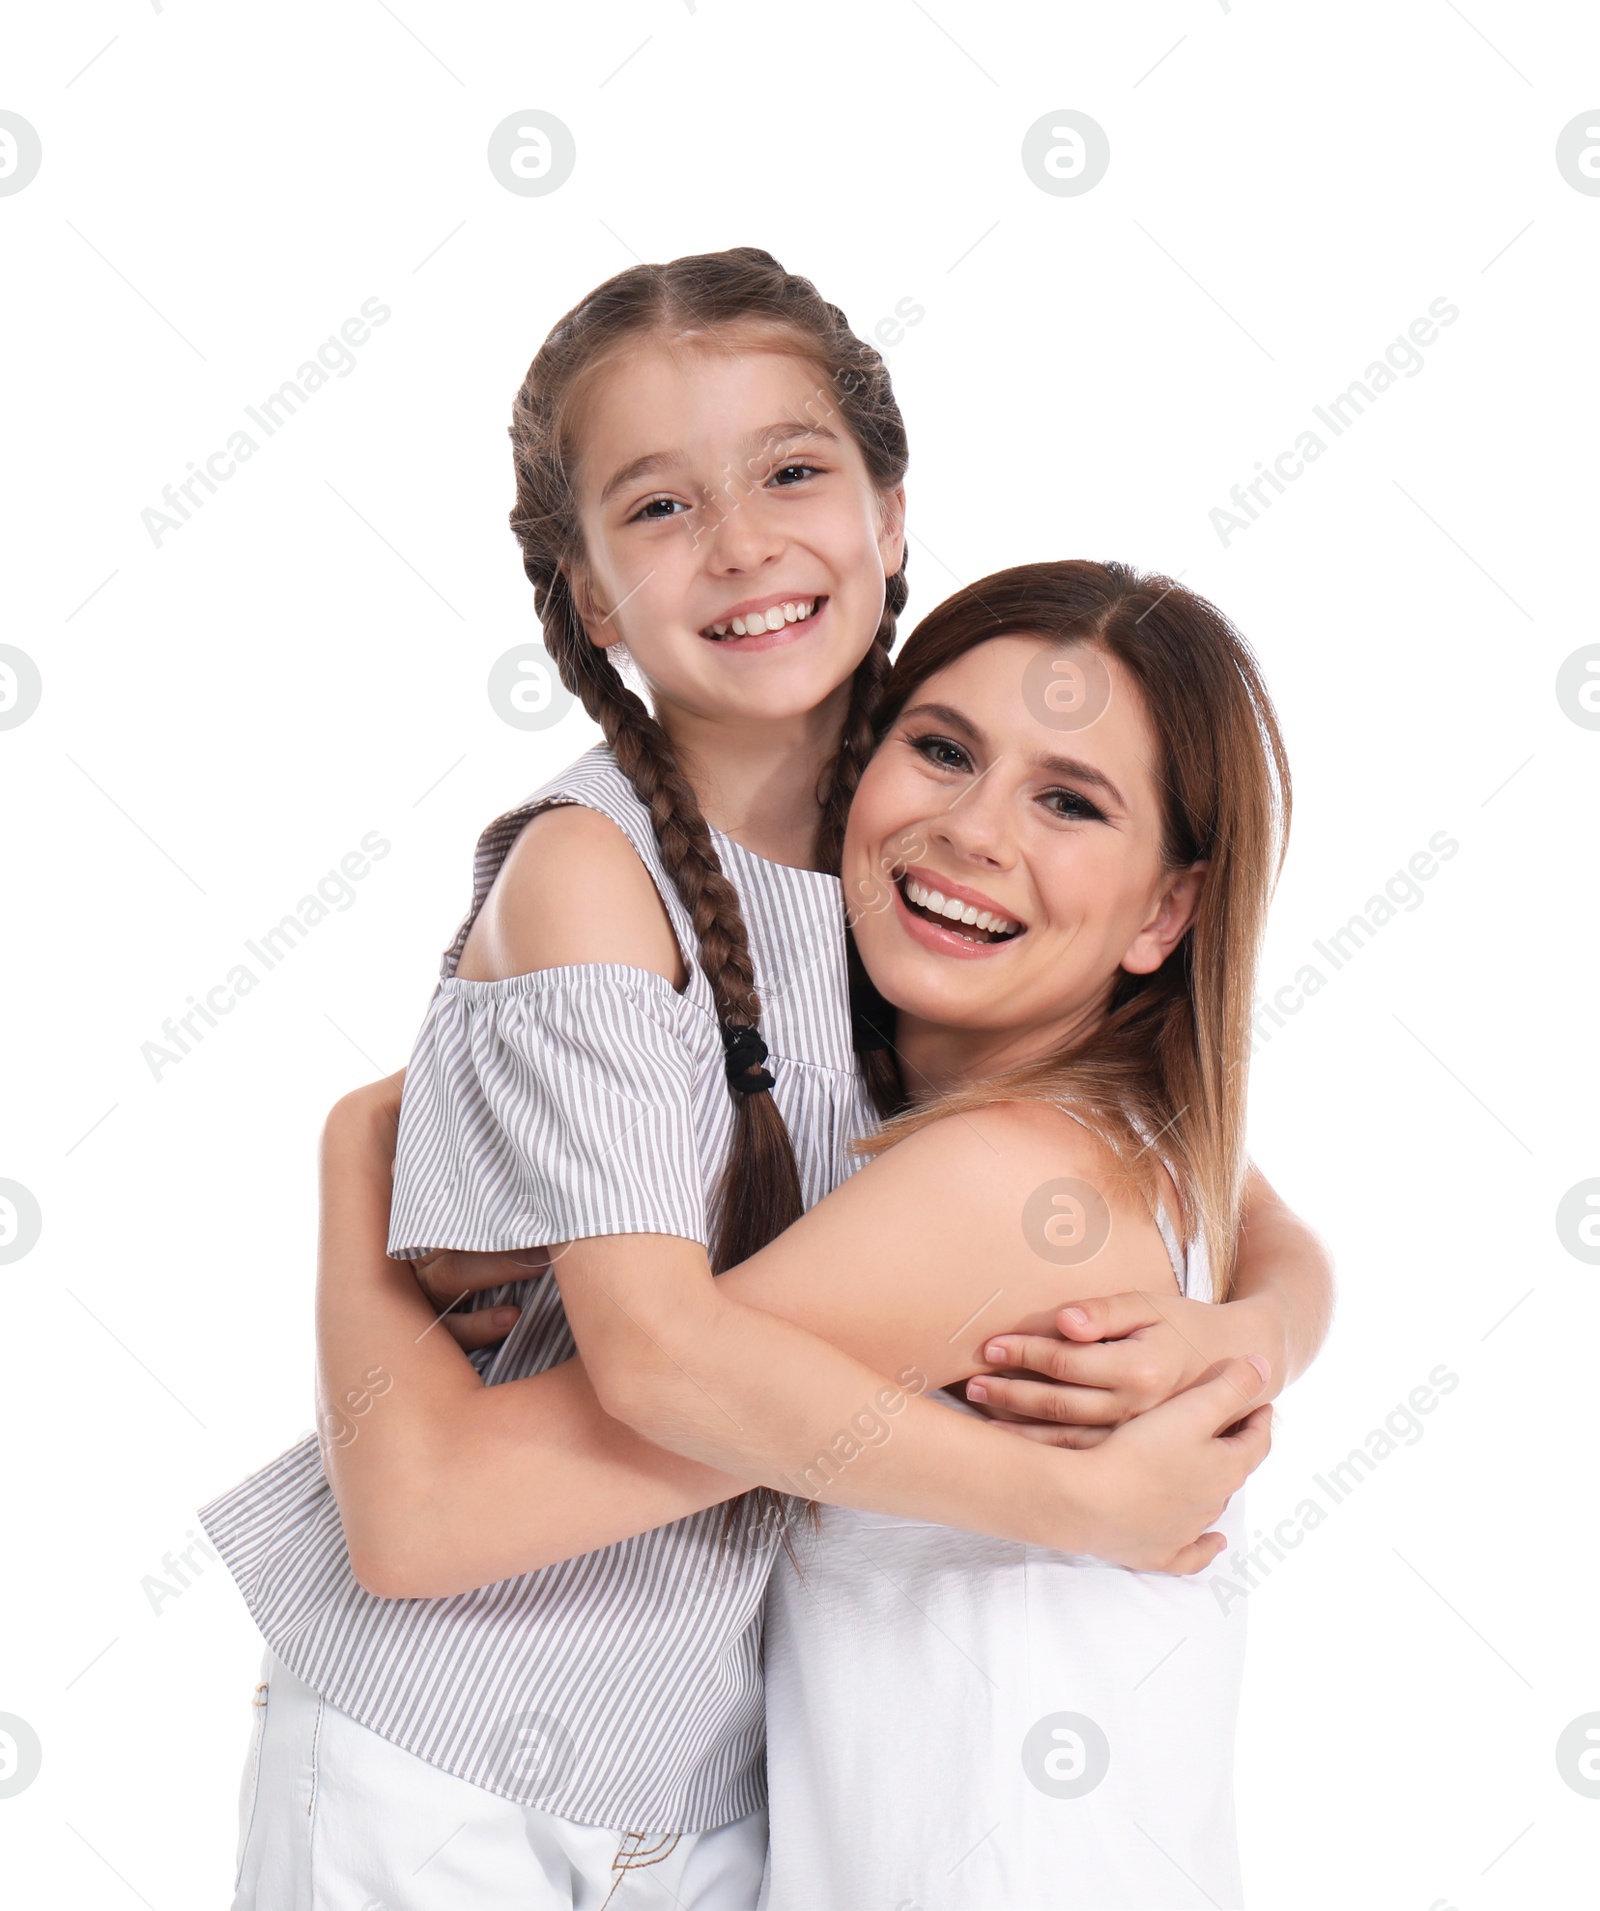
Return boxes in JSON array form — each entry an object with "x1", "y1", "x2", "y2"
[
  {"x1": 855, "y1": 560, "x2": 1291, "y2": 1296},
  {"x1": 508, "y1": 247, "x2": 909, "y2": 1273}
]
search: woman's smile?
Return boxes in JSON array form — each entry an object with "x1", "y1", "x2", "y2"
[{"x1": 894, "y1": 864, "x2": 1025, "y2": 955}]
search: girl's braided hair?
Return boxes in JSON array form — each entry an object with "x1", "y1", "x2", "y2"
[{"x1": 508, "y1": 248, "x2": 909, "y2": 1275}]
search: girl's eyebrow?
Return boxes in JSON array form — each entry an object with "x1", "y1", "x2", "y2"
[
  {"x1": 599, "y1": 449, "x2": 683, "y2": 506},
  {"x1": 748, "y1": 420, "x2": 841, "y2": 456},
  {"x1": 599, "y1": 422, "x2": 841, "y2": 508},
  {"x1": 902, "y1": 700, "x2": 1126, "y2": 809}
]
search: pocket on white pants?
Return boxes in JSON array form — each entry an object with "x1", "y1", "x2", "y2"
[{"x1": 233, "y1": 1654, "x2": 274, "y2": 1889}]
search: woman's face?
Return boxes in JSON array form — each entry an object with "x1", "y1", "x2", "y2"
[
  {"x1": 567, "y1": 335, "x2": 904, "y2": 730},
  {"x1": 843, "y1": 634, "x2": 1206, "y2": 1073}
]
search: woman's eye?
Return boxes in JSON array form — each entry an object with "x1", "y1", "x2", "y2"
[
  {"x1": 1042, "y1": 787, "x2": 1105, "y2": 823},
  {"x1": 909, "y1": 733, "x2": 971, "y2": 773}
]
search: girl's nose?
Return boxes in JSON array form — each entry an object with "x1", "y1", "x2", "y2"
[{"x1": 700, "y1": 480, "x2": 784, "y2": 572}]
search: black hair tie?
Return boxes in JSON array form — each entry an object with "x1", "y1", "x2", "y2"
[{"x1": 721, "y1": 1023, "x2": 776, "y2": 1096}]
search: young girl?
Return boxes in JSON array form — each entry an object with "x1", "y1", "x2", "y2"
[
  {"x1": 203, "y1": 251, "x2": 1325, "y2": 1907},
  {"x1": 316, "y1": 557, "x2": 1301, "y2": 1908}
]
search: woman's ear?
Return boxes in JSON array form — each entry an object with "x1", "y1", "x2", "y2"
[
  {"x1": 564, "y1": 562, "x2": 622, "y2": 652},
  {"x1": 877, "y1": 483, "x2": 907, "y2": 579},
  {"x1": 1120, "y1": 862, "x2": 1209, "y2": 976}
]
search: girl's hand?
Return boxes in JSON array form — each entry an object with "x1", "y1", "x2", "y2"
[
  {"x1": 968, "y1": 1290, "x2": 1288, "y2": 1447},
  {"x1": 1061, "y1": 1355, "x2": 1274, "y2": 1573}
]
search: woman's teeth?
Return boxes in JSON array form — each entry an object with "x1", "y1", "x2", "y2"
[
  {"x1": 706, "y1": 599, "x2": 815, "y2": 639},
  {"x1": 903, "y1": 877, "x2": 1019, "y2": 941}
]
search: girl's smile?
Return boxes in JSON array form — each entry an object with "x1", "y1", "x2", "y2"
[{"x1": 700, "y1": 591, "x2": 829, "y2": 650}]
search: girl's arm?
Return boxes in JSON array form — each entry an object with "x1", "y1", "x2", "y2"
[
  {"x1": 969, "y1": 1167, "x2": 1334, "y2": 1441},
  {"x1": 1229, "y1": 1166, "x2": 1336, "y2": 1383},
  {"x1": 320, "y1": 1080, "x2": 1270, "y2": 1597},
  {"x1": 316, "y1": 1086, "x2": 751, "y2": 1591}
]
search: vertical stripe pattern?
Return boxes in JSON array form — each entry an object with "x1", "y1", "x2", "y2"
[{"x1": 201, "y1": 746, "x2": 873, "y2": 1834}]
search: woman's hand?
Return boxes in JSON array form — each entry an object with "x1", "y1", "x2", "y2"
[
  {"x1": 411, "y1": 1247, "x2": 552, "y2": 1354},
  {"x1": 326, "y1": 1068, "x2": 406, "y2": 1156},
  {"x1": 325, "y1": 1072, "x2": 547, "y2": 1355},
  {"x1": 967, "y1": 1290, "x2": 1289, "y2": 1447}
]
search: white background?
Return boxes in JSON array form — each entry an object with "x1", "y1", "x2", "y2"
[{"x1": 3, "y1": 3, "x2": 1597, "y2": 1905}]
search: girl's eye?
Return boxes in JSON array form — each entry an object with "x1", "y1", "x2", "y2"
[
  {"x1": 908, "y1": 733, "x2": 972, "y2": 774},
  {"x1": 1041, "y1": 787, "x2": 1106, "y2": 824},
  {"x1": 769, "y1": 462, "x2": 820, "y2": 487},
  {"x1": 630, "y1": 496, "x2": 687, "y2": 522}
]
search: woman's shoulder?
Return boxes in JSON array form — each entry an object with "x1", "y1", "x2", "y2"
[
  {"x1": 874, "y1": 1097, "x2": 1114, "y2": 1186},
  {"x1": 848, "y1": 1098, "x2": 1172, "y2": 1263}
]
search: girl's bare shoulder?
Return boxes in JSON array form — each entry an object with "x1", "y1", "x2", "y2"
[{"x1": 457, "y1": 802, "x2": 686, "y2": 986}]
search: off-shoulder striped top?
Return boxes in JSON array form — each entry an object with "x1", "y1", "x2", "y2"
[{"x1": 200, "y1": 744, "x2": 874, "y2": 1833}]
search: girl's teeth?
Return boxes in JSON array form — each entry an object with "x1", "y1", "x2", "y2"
[
  {"x1": 942, "y1": 897, "x2": 966, "y2": 922},
  {"x1": 960, "y1": 904, "x2": 979, "y2": 925},
  {"x1": 975, "y1": 911, "x2": 992, "y2": 931},
  {"x1": 706, "y1": 600, "x2": 814, "y2": 640}
]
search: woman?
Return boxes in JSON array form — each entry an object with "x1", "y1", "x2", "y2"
[
  {"x1": 756, "y1": 559, "x2": 1284, "y2": 1908},
  {"x1": 315, "y1": 557, "x2": 1306, "y2": 1907}
]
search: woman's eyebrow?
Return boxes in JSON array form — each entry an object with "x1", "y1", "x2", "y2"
[
  {"x1": 903, "y1": 702, "x2": 1127, "y2": 808},
  {"x1": 1034, "y1": 751, "x2": 1126, "y2": 810},
  {"x1": 899, "y1": 701, "x2": 983, "y2": 744}
]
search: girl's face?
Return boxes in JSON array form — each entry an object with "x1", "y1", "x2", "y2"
[
  {"x1": 566, "y1": 337, "x2": 904, "y2": 730},
  {"x1": 843, "y1": 635, "x2": 1206, "y2": 1075}
]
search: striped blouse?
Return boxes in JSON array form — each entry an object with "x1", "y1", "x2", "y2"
[{"x1": 200, "y1": 746, "x2": 875, "y2": 1833}]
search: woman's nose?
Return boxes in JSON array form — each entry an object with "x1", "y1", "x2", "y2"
[{"x1": 925, "y1": 772, "x2": 1014, "y2": 868}]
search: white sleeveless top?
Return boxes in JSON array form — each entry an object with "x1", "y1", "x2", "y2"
[
  {"x1": 200, "y1": 746, "x2": 875, "y2": 1834},
  {"x1": 758, "y1": 1222, "x2": 1250, "y2": 1911}
]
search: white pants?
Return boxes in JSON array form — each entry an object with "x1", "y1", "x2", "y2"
[{"x1": 232, "y1": 1654, "x2": 767, "y2": 1911}]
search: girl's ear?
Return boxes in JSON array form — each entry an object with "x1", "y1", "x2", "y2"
[
  {"x1": 564, "y1": 562, "x2": 622, "y2": 652},
  {"x1": 877, "y1": 484, "x2": 907, "y2": 579},
  {"x1": 1121, "y1": 862, "x2": 1209, "y2": 976}
]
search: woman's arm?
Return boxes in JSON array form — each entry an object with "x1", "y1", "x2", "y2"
[
  {"x1": 961, "y1": 1165, "x2": 1334, "y2": 1441},
  {"x1": 321, "y1": 1081, "x2": 1271, "y2": 1596}
]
